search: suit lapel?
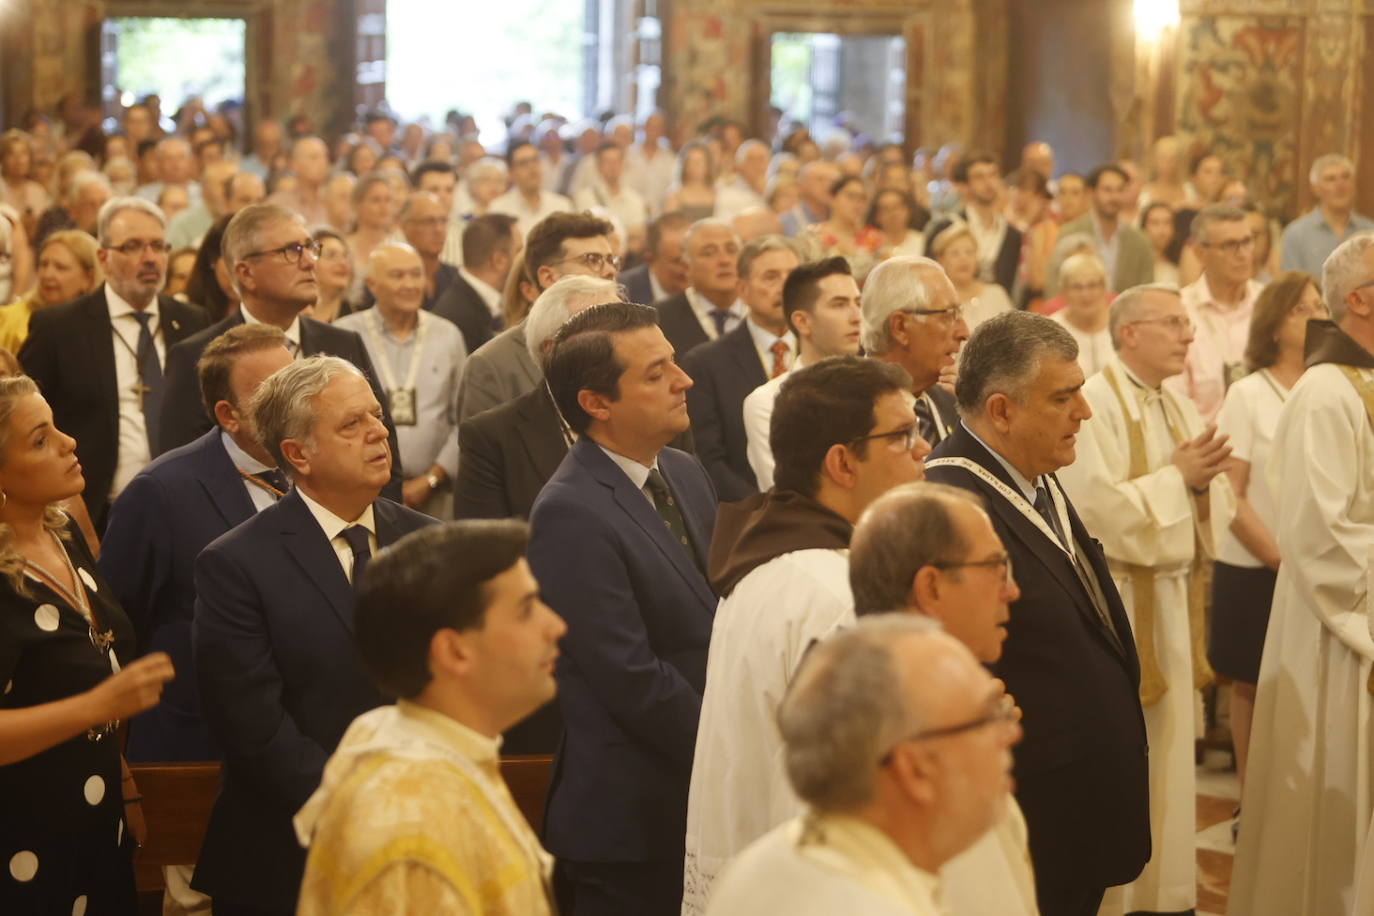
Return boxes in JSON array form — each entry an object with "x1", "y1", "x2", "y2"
[
  {"x1": 196, "y1": 431, "x2": 257, "y2": 528},
  {"x1": 725, "y1": 324, "x2": 767, "y2": 386},
  {"x1": 158, "y1": 296, "x2": 197, "y2": 346},
  {"x1": 576, "y1": 441, "x2": 714, "y2": 608},
  {"x1": 276, "y1": 491, "x2": 357, "y2": 633},
  {"x1": 82, "y1": 291, "x2": 120, "y2": 425}
]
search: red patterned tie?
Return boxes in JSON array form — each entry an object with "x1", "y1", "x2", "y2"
[{"x1": 770, "y1": 340, "x2": 789, "y2": 378}]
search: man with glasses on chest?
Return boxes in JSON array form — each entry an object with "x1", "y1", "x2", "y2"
[
  {"x1": 20, "y1": 196, "x2": 209, "y2": 528},
  {"x1": 1167, "y1": 204, "x2": 1266, "y2": 422},
  {"x1": 156, "y1": 203, "x2": 403, "y2": 497}
]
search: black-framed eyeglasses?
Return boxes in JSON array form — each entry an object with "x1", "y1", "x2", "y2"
[
  {"x1": 849, "y1": 424, "x2": 923, "y2": 453},
  {"x1": 553, "y1": 251, "x2": 621, "y2": 273},
  {"x1": 880, "y1": 694, "x2": 1018, "y2": 764},
  {"x1": 104, "y1": 239, "x2": 173, "y2": 257},
  {"x1": 902, "y1": 304, "x2": 965, "y2": 323},
  {"x1": 243, "y1": 241, "x2": 324, "y2": 264},
  {"x1": 932, "y1": 552, "x2": 1015, "y2": 586}
]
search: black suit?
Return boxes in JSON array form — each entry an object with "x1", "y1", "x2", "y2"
[
  {"x1": 155, "y1": 309, "x2": 405, "y2": 497},
  {"x1": 926, "y1": 210, "x2": 1023, "y2": 296},
  {"x1": 431, "y1": 271, "x2": 502, "y2": 354},
  {"x1": 19, "y1": 288, "x2": 210, "y2": 525},
  {"x1": 653, "y1": 292, "x2": 709, "y2": 356},
  {"x1": 681, "y1": 322, "x2": 767, "y2": 501},
  {"x1": 926, "y1": 426, "x2": 1150, "y2": 914},
  {"x1": 192, "y1": 490, "x2": 435, "y2": 913},
  {"x1": 618, "y1": 263, "x2": 655, "y2": 306}
]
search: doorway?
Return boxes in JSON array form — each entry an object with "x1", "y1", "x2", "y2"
[
  {"x1": 770, "y1": 32, "x2": 907, "y2": 143},
  {"x1": 102, "y1": 17, "x2": 247, "y2": 129}
]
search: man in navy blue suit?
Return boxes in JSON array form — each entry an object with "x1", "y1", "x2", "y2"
[
  {"x1": 191, "y1": 355, "x2": 435, "y2": 915},
  {"x1": 100, "y1": 323, "x2": 293, "y2": 912},
  {"x1": 529, "y1": 301, "x2": 718, "y2": 914}
]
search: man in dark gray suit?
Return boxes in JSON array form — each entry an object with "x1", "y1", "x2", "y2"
[{"x1": 619, "y1": 211, "x2": 690, "y2": 305}]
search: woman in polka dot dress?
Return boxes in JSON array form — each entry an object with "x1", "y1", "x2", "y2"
[{"x1": 0, "y1": 376, "x2": 174, "y2": 914}]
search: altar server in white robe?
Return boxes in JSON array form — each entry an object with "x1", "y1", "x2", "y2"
[
  {"x1": 682, "y1": 356, "x2": 926, "y2": 914},
  {"x1": 706, "y1": 615, "x2": 1023, "y2": 916},
  {"x1": 1057, "y1": 283, "x2": 1235, "y2": 916},
  {"x1": 1233, "y1": 233, "x2": 1374, "y2": 916}
]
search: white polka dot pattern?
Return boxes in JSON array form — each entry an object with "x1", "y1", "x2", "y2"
[
  {"x1": 83, "y1": 775, "x2": 105, "y2": 806},
  {"x1": 34, "y1": 604, "x2": 59, "y2": 632},
  {"x1": 72, "y1": 894, "x2": 88, "y2": 916},
  {"x1": 8, "y1": 850, "x2": 37, "y2": 882},
  {"x1": 77, "y1": 569, "x2": 97, "y2": 592}
]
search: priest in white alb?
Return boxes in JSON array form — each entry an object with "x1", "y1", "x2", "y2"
[
  {"x1": 1232, "y1": 233, "x2": 1374, "y2": 916},
  {"x1": 1056, "y1": 283, "x2": 1235, "y2": 916}
]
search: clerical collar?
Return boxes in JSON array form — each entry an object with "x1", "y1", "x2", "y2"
[
  {"x1": 961, "y1": 421, "x2": 1040, "y2": 504},
  {"x1": 1116, "y1": 359, "x2": 1160, "y2": 393}
]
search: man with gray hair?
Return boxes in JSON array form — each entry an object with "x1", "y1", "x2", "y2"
[
  {"x1": 1279, "y1": 153, "x2": 1374, "y2": 276},
  {"x1": 1166, "y1": 203, "x2": 1265, "y2": 422},
  {"x1": 861, "y1": 255, "x2": 967, "y2": 447},
  {"x1": 33, "y1": 168, "x2": 112, "y2": 248},
  {"x1": 156, "y1": 203, "x2": 402, "y2": 508},
  {"x1": 20, "y1": 195, "x2": 208, "y2": 526},
  {"x1": 924, "y1": 310, "x2": 1149, "y2": 916},
  {"x1": 705, "y1": 615, "x2": 1022, "y2": 915},
  {"x1": 1055, "y1": 283, "x2": 1235, "y2": 916},
  {"x1": 192, "y1": 354, "x2": 435, "y2": 914},
  {"x1": 454, "y1": 274, "x2": 623, "y2": 524},
  {"x1": 681, "y1": 234, "x2": 799, "y2": 499},
  {"x1": 1231, "y1": 232, "x2": 1374, "y2": 916},
  {"x1": 654, "y1": 218, "x2": 746, "y2": 355}
]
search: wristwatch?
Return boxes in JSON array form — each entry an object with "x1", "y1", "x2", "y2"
[{"x1": 426, "y1": 472, "x2": 441, "y2": 490}]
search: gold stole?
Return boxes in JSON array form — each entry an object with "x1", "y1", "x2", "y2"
[
  {"x1": 1103, "y1": 366, "x2": 1216, "y2": 706},
  {"x1": 1334, "y1": 366, "x2": 1374, "y2": 694}
]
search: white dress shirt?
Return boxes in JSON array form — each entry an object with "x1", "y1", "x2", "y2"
[
  {"x1": 573, "y1": 182, "x2": 649, "y2": 239},
  {"x1": 489, "y1": 188, "x2": 573, "y2": 237},
  {"x1": 744, "y1": 317, "x2": 795, "y2": 377},
  {"x1": 240, "y1": 304, "x2": 302, "y2": 355},
  {"x1": 685, "y1": 288, "x2": 747, "y2": 342},
  {"x1": 458, "y1": 266, "x2": 503, "y2": 320},
  {"x1": 107, "y1": 284, "x2": 165, "y2": 500},
  {"x1": 597, "y1": 443, "x2": 658, "y2": 508},
  {"x1": 297, "y1": 487, "x2": 377, "y2": 584},
  {"x1": 220, "y1": 430, "x2": 281, "y2": 513}
]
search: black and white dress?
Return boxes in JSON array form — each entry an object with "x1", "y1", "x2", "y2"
[{"x1": 0, "y1": 519, "x2": 137, "y2": 914}]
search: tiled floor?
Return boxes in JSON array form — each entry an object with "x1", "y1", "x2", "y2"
[{"x1": 1196, "y1": 760, "x2": 1240, "y2": 916}]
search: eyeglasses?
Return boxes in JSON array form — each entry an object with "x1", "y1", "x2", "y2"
[
  {"x1": 902, "y1": 304, "x2": 965, "y2": 323},
  {"x1": 932, "y1": 552, "x2": 1015, "y2": 586},
  {"x1": 849, "y1": 424, "x2": 923, "y2": 453},
  {"x1": 105, "y1": 239, "x2": 173, "y2": 257},
  {"x1": 1199, "y1": 237, "x2": 1255, "y2": 255},
  {"x1": 879, "y1": 694, "x2": 1019, "y2": 763},
  {"x1": 1128, "y1": 315, "x2": 1195, "y2": 335},
  {"x1": 243, "y1": 241, "x2": 324, "y2": 264},
  {"x1": 554, "y1": 251, "x2": 621, "y2": 273}
]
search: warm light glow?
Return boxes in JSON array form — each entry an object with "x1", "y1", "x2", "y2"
[{"x1": 1134, "y1": 0, "x2": 1179, "y2": 42}]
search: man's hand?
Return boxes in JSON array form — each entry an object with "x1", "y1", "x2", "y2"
[
  {"x1": 1171, "y1": 424, "x2": 1232, "y2": 492},
  {"x1": 401, "y1": 476, "x2": 433, "y2": 509}
]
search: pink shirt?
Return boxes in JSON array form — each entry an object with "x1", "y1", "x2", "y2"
[{"x1": 1164, "y1": 275, "x2": 1264, "y2": 423}]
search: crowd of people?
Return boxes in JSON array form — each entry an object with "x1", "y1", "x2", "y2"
[{"x1": 1, "y1": 92, "x2": 1373, "y2": 916}]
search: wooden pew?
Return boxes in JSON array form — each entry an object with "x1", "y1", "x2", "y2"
[{"x1": 130, "y1": 754, "x2": 555, "y2": 891}]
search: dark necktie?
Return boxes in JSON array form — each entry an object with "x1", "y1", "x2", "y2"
[
  {"x1": 1033, "y1": 484, "x2": 1068, "y2": 549},
  {"x1": 131, "y1": 312, "x2": 164, "y2": 450},
  {"x1": 645, "y1": 468, "x2": 699, "y2": 569},
  {"x1": 709, "y1": 309, "x2": 732, "y2": 338},
  {"x1": 340, "y1": 525, "x2": 372, "y2": 585},
  {"x1": 260, "y1": 468, "x2": 289, "y2": 494},
  {"x1": 914, "y1": 397, "x2": 939, "y2": 446}
]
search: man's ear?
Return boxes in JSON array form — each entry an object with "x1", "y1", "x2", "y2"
[
  {"x1": 212, "y1": 399, "x2": 240, "y2": 434},
  {"x1": 428, "y1": 627, "x2": 474, "y2": 680},
  {"x1": 279, "y1": 437, "x2": 310, "y2": 478},
  {"x1": 985, "y1": 392, "x2": 1014, "y2": 434},
  {"x1": 576, "y1": 388, "x2": 612, "y2": 425},
  {"x1": 820, "y1": 442, "x2": 859, "y2": 490}
]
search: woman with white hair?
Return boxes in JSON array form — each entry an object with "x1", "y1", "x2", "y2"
[
  {"x1": 929, "y1": 223, "x2": 1012, "y2": 333},
  {"x1": 1048, "y1": 252, "x2": 1114, "y2": 377}
]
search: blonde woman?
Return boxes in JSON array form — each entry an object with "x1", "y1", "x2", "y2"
[
  {"x1": 1048, "y1": 252, "x2": 1113, "y2": 377},
  {"x1": 0, "y1": 375, "x2": 174, "y2": 913},
  {"x1": 930, "y1": 223, "x2": 1012, "y2": 332},
  {"x1": 0, "y1": 230, "x2": 100, "y2": 354}
]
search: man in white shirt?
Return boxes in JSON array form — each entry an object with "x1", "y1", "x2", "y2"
[
  {"x1": 136, "y1": 137, "x2": 202, "y2": 207},
  {"x1": 623, "y1": 110, "x2": 677, "y2": 215},
  {"x1": 192, "y1": 355, "x2": 436, "y2": 913},
  {"x1": 684, "y1": 357, "x2": 926, "y2": 914},
  {"x1": 574, "y1": 143, "x2": 650, "y2": 257},
  {"x1": 337, "y1": 244, "x2": 465, "y2": 519},
  {"x1": 491, "y1": 140, "x2": 572, "y2": 237},
  {"x1": 1165, "y1": 203, "x2": 1265, "y2": 423},
  {"x1": 681, "y1": 235, "x2": 799, "y2": 499},
  {"x1": 714, "y1": 140, "x2": 770, "y2": 222},
  {"x1": 706, "y1": 615, "x2": 1022, "y2": 916},
  {"x1": 745, "y1": 256, "x2": 864, "y2": 490}
]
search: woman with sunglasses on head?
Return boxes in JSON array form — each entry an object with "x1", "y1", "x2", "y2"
[{"x1": 0, "y1": 375, "x2": 174, "y2": 913}]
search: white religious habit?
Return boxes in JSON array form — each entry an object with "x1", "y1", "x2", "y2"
[
  {"x1": 1230, "y1": 320, "x2": 1374, "y2": 916},
  {"x1": 703, "y1": 814, "x2": 946, "y2": 916},
  {"x1": 1056, "y1": 356, "x2": 1233, "y2": 916},
  {"x1": 682, "y1": 489, "x2": 1039, "y2": 916}
]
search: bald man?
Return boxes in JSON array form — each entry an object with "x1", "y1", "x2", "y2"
[
  {"x1": 358, "y1": 192, "x2": 460, "y2": 312},
  {"x1": 336, "y1": 243, "x2": 466, "y2": 518}
]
